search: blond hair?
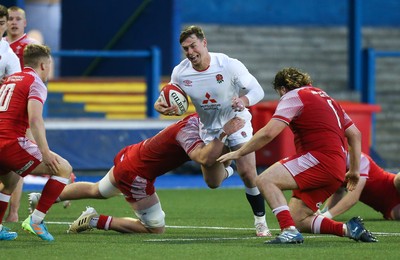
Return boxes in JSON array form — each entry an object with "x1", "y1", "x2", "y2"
[
  {"x1": 273, "y1": 67, "x2": 313, "y2": 91},
  {"x1": 8, "y1": 6, "x2": 26, "y2": 19},
  {"x1": 23, "y1": 44, "x2": 51, "y2": 68}
]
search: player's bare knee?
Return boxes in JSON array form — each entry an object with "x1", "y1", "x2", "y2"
[
  {"x1": 391, "y1": 204, "x2": 400, "y2": 220},
  {"x1": 0, "y1": 173, "x2": 22, "y2": 193},
  {"x1": 256, "y1": 174, "x2": 270, "y2": 190},
  {"x1": 394, "y1": 173, "x2": 400, "y2": 192},
  {"x1": 207, "y1": 182, "x2": 220, "y2": 189},
  {"x1": 204, "y1": 178, "x2": 221, "y2": 189},
  {"x1": 59, "y1": 163, "x2": 72, "y2": 178},
  {"x1": 202, "y1": 159, "x2": 216, "y2": 168}
]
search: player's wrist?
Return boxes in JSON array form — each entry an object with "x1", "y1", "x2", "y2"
[{"x1": 218, "y1": 129, "x2": 228, "y2": 143}]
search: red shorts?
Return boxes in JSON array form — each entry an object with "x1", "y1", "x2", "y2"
[
  {"x1": 112, "y1": 146, "x2": 156, "y2": 203},
  {"x1": 361, "y1": 173, "x2": 400, "y2": 219},
  {"x1": 280, "y1": 151, "x2": 346, "y2": 211},
  {"x1": 382, "y1": 186, "x2": 400, "y2": 220},
  {"x1": 0, "y1": 137, "x2": 42, "y2": 177}
]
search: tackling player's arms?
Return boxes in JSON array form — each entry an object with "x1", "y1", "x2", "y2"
[{"x1": 188, "y1": 140, "x2": 228, "y2": 167}]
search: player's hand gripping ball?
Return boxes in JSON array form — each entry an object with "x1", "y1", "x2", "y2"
[{"x1": 159, "y1": 83, "x2": 189, "y2": 116}]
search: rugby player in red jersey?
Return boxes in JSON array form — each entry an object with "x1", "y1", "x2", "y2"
[
  {"x1": 0, "y1": 44, "x2": 72, "y2": 241},
  {"x1": 219, "y1": 67, "x2": 377, "y2": 244},
  {"x1": 29, "y1": 114, "x2": 245, "y2": 234}
]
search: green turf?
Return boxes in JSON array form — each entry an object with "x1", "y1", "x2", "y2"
[{"x1": 2, "y1": 188, "x2": 399, "y2": 259}]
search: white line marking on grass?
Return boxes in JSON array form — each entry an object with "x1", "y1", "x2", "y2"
[
  {"x1": 372, "y1": 232, "x2": 400, "y2": 236},
  {"x1": 45, "y1": 222, "x2": 400, "y2": 238},
  {"x1": 145, "y1": 237, "x2": 259, "y2": 242},
  {"x1": 165, "y1": 225, "x2": 280, "y2": 231},
  {"x1": 46, "y1": 222, "x2": 278, "y2": 231},
  {"x1": 144, "y1": 235, "x2": 340, "y2": 242},
  {"x1": 48, "y1": 221, "x2": 72, "y2": 225}
]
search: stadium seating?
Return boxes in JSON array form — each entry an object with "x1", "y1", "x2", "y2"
[{"x1": 47, "y1": 80, "x2": 196, "y2": 119}]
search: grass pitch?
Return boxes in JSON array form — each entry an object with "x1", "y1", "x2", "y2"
[{"x1": 2, "y1": 188, "x2": 399, "y2": 259}]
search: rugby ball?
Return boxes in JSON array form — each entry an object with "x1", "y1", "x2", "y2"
[{"x1": 159, "y1": 83, "x2": 188, "y2": 116}]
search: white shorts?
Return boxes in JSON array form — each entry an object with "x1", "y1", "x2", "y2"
[{"x1": 200, "y1": 112, "x2": 253, "y2": 147}]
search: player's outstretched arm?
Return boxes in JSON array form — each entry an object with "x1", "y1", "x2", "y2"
[
  {"x1": 321, "y1": 178, "x2": 366, "y2": 219},
  {"x1": 345, "y1": 124, "x2": 362, "y2": 191},
  {"x1": 28, "y1": 100, "x2": 60, "y2": 174},
  {"x1": 189, "y1": 117, "x2": 245, "y2": 166},
  {"x1": 218, "y1": 118, "x2": 286, "y2": 163}
]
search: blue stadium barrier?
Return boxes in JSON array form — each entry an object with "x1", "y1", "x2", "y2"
[
  {"x1": 23, "y1": 174, "x2": 245, "y2": 191},
  {"x1": 45, "y1": 120, "x2": 174, "y2": 170}
]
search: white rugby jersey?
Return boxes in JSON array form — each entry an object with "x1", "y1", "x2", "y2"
[
  {"x1": 171, "y1": 52, "x2": 264, "y2": 131},
  {"x1": 0, "y1": 39, "x2": 20, "y2": 78}
]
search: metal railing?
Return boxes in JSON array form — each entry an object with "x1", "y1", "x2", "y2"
[
  {"x1": 362, "y1": 48, "x2": 400, "y2": 148},
  {"x1": 362, "y1": 49, "x2": 400, "y2": 104}
]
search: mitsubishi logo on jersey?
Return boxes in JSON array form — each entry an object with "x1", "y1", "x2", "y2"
[
  {"x1": 202, "y1": 93, "x2": 217, "y2": 104},
  {"x1": 201, "y1": 92, "x2": 221, "y2": 111}
]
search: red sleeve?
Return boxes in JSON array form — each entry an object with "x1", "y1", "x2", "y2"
[{"x1": 176, "y1": 115, "x2": 204, "y2": 154}]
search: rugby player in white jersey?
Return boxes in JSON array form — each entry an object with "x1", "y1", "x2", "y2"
[
  {"x1": 154, "y1": 25, "x2": 270, "y2": 237},
  {"x1": 0, "y1": 5, "x2": 20, "y2": 83}
]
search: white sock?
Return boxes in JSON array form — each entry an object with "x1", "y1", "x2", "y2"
[
  {"x1": 225, "y1": 166, "x2": 234, "y2": 179},
  {"x1": 31, "y1": 209, "x2": 46, "y2": 224},
  {"x1": 254, "y1": 215, "x2": 267, "y2": 226},
  {"x1": 90, "y1": 217, "x2": 99, "y2": 228},
  {"x1": 0, "y1": 193, "x2": 11, "y2": 202},
  {"x1": 245, "y1": 186, "x2": 260, "y2": 196}
]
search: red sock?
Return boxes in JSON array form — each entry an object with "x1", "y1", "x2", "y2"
[
  {"x1": 97, "y1": 215, "x2": 113, "y2": 230},
  {"x1": 36, "y1": 178, "x2": 67, "y2": 214},
  {"x1": 0, "y1": 193, "x2": 11, "y2": 225},
  {"x1": 275, "y1": 210, "x2": 296, "y2": 230},
  {"x1": 311, "y1": 215, "x2": 344, "y2": 236}
]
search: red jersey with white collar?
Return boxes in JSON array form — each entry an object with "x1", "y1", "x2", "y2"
[
  {"x1": 6, "y1": 34, "x2": 39, "y2": 69},
  {"x1": 0, "y1": 67, "x2": 47, "y2": 139},
  {"x1": 272, "y1": 86, "x2": 353, "y2": 155},
  {"x1": 114, "y1": 113, "x2": 204, "y2": 180}
]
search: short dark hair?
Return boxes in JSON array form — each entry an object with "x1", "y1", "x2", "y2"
[
  {"x1": 179, "y1": 25, "x2": 206, "y2": 44},
  {"x1": 272, "y1": 67, "x2": 312, "y2": 91},
  {"x1": 0, "y1": 5, "x2": 9, "y2": 20},
  {"x1": 23, "y1": 44, "x2": 51, "y2": 68}
]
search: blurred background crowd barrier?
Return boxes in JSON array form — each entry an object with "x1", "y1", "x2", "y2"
[{"x1": 3, "y1": 0, "x2": 400, "y2": 171}]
